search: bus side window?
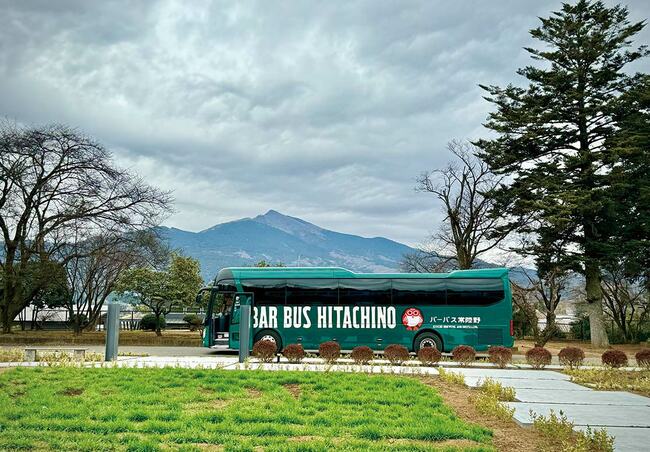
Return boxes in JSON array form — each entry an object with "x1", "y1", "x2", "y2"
[
  {"x1": 242, "y1": 279, "x2": 286, "y2": 305},
  {"x1": 286, "y1": 279, "x2": 337, "y2": 305},
  {"x1": 446, "y1": 279, "x2": 504, "y2": 305},
  {"x1": 338, "y1": 279, "x2": 391, "y2": 305},
  {"x1": 392, "y1": 279, "x2": 445, "y2": 305}
]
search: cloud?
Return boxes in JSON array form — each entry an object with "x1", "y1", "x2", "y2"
[{"x1": 1, "y1": 0, "x2": 648, "y2": 246}]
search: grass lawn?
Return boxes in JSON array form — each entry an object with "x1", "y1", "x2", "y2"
[
  {"x1": 0, "y1": 367, "x2": 494, "y2": 451},
  {"x1": 565, "y1": 368, "x2": 650, "y2": 398}
]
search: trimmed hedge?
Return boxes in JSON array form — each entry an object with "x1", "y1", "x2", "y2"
[
  {"x1": 558, "y1": 346, "x2": 585, "y2": 369},
  {"x1": 282, "y1": 344, "x2": 305, "y2": 363},
  {"x1": 417, "y1": 347, "x2": 442, "y2": 366},
  {"x1": 525, "y1": 346, "x2": 552, "y2": 369},
  {"x1": 602, "y1": 349, "x2": 628, "y2": 368},
  {"x1": 350, "y1": 346, "x2": 374, "y2": 365},
  {"x1": 140, "y1": 314, "x2": 166, "y2": 331},
  {"x1": 384, "y1": 344, "x2": 410, "y2": 365},
  {"x1": 319, "y1": 341, "x2": 341, "y2": 363},
  {"x1": 487, "y1": 346, "x2": 512, "y2": 369},
  {"x1": 252, "y1": 340, "x2": 276, "y2": 362},
  {"x1": 635, "y1": 349, "x2": 650, "y2": 369},
  {"x1": 452, "y1": 345, "x2": 476, "y2": 366},
  {"x1": 183, "y1": 314, "x2": 203, "y2": 331}
]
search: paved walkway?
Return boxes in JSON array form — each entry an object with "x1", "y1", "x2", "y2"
[{"x1": 451, "y1": 367, "x2": 650, "y2": 452}]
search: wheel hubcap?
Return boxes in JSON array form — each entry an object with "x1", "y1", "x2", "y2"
[
  {"x1": 420, "y1": 338, "x2": 437, "y2": 349},
  {"x1": 261, "y1": 335, "x2": 276, "y2": 343}
]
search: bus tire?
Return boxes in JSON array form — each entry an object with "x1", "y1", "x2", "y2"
[
  {"x1": 253, "y1": 330, "x2": 282, "y2": 353},
  {"x1": 414, "y1": 332, "x2": 442, "y2": 352}
]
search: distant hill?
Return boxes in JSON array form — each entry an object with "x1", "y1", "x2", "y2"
[{"x1": 159, "y1": 210, "x2": 417, "y2": 279}]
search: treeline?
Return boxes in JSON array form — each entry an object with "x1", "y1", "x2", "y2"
[
  {"x1": 0, "y1": 123, "x2": 203, "y2": 335},
  {"x1": 404, "y1": 1, "x2": 649, "y2": 346}
]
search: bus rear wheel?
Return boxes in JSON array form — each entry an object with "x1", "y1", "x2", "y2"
[
  {"x1": 253, "y1": 330, "x2": 282, "y2": 353},
  {"x1": 414, "y1": 332, "x2": 442, "y2": 352}
]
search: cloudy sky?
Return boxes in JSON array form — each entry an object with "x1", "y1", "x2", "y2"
[{"x1": 1, "y1": 0, "x2": 649, "y2": 247}]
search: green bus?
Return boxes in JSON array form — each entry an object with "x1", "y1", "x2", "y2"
[{"x1": 200, "y1": 267, "x2": 513, "y2": 353}]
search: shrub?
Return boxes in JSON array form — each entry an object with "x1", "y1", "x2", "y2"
[
  {"x1": 526, "y1": 346, "x2": 552, "y2": 369},
  {"x1": 140, "y1": 314, "x2": 166, "y2": 331},
  {"x1": 319, "y1": 341, "x2": 341, "y2": 363},
  {"x1": 532, "y1": 410, "x2": 614, "y2": 452},
  {"x1": 473, "y1": 392, "x2": 515, "y2": 421},
  {"x1": 478, "y1": 378, "x2": 516, "y2": 402},
  {"x1": 384, "y1": 344, "x2": 410, "y2": 365},
  {"x1": 350, "y1": 346, "x2": 374, "y2": 364},
  {"x1": 282, "y1": 344, "x2": 305, "y2": 363},
  {"x1": 183, "y1": 314, "x2": 203, "y2": 331},
  {"x1": 417, "y1": 347, "x2": 442, "y2": 366},
  {"x1": 601, "y1": 349, "x2": 628, "y2": 368},
  {"x1": 252, "y1": 340, "x2": 277, "y2": 362},
  {"x1": 487, "y1": 346, "x2": 512, "y2": 368},
  {"x1": 438, "y1": 368, "x2": 465, "y2": 385},
  {"x1": 558, "y1": 346, "x2": 585, "y2": 369},
  {"x1": 452, "y1": 345, "x2": 476, "y2": 366},
  {"x1": 635, "y1": 349, "x2": 650, "y2": 369}
]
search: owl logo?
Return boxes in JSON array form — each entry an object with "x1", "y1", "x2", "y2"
[{"x1": 402, "y1": 307, "x2": 423, "y2": 331}]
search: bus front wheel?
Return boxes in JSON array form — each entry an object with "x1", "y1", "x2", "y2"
[
  {"x1": 414, "y1": 332, "x2": 442, "y2": 352},
  {"x1": 253, "y1": 330, "x2": 282, "y2": 353}
]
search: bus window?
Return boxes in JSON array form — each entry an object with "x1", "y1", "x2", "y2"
[
  {"x1": 392, "y1": 279, "x2": 445, "y2": 305},
  {"x1": 446, "y1": 278, "x2": 504, "y2": 306},
  {"x1": 216, "y1": 280, "x2": 237, "y2": 293},
  {"x1": 241, "y1": 279, "x2": 286, "y2": 305},
  {"x1": 339, "y1": 279, "x2": 391, "y2": 305},
  {"x1": 286, "y1": 279, "x2": 338, "y2": 305}
]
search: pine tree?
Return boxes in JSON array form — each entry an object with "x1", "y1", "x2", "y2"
[{"x1": 476, "y1": 0, "x2": 649, "y2": 347}]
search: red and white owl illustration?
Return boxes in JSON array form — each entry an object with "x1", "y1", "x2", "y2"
[{"x1": 402, "y1": 307, "x2": 423, "y2": 331}]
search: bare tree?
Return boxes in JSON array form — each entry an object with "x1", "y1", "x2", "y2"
[
  {"x1": 521, "y1": 268, "x2": 570, "y2": 346},
  {"x1": 400, "y1": 248, "x2": 456, "y2": 273},
  {"x1": 415, "y1": 140, "x2": 511, "y2": 270},
  {"x1": 0, "y1": 122, "x2": 172, "y2": 333},
  {"x1": 64, "y1": 231, "x2": 166, "y2": 334},
  {"x1": 601, "y1": 267, "x2": 648, "y2": 342}
]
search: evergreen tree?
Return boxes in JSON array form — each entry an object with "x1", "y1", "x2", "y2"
[{"x1": 476, "y1": 0, "x2": 648, "y2": 346}]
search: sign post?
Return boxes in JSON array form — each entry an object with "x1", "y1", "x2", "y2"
[
  {"x1": 105, "y1": 300, "x2": 123, "y2": 361},
  {"x1": 238, "y1": 294, "x2": 252, "y2": 363}
]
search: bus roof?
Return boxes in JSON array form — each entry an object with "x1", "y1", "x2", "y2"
[{"x1": 215, "y1": 266, "x2": 509, "y2": 283}]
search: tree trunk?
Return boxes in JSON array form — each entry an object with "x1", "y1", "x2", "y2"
[
  {"x1": 585, "y1": 263, "x2": 609, "y2": 347},
  {"x1": 155, "y1": 312, "x2": 162, "y2": 336},
  {"x1": 0, "y1": 306, "x2": 10, "y2": 334}
]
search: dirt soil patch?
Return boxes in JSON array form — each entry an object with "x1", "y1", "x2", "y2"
[
  {"x1": 245, "y1": 387, "x2": 262, "y2": 398},
  {"x1": 421, "y1": 376, "x2": 545, "y2": 452},
  {"x1": 284, "y1": 383, "x2": 301, "y2": 399},
  {"x1": 61, "y1": 388, "x2": 84, "y2": 396}
]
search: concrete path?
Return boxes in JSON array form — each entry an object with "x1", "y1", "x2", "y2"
[{"x1": 450, "y1": 367, "x2": 650, "y2": 452}]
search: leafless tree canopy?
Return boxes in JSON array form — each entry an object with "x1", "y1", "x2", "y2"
[
  {"x1": 413, "y1": 140, "x2": 510, "y2": 270},
  {"x1": 601, "y1": 267, "x2": 648, "y2": 342},
  {"x1": 511, "y1": 268, "x2": 570, "y2": 346},
  {"x1": 0, "y1": 122, "x2": 173, "y2": 332}
]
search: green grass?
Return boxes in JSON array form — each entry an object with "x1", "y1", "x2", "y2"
[{"x1": 0, "y1": 367, "x2": 493, "y2": 451}]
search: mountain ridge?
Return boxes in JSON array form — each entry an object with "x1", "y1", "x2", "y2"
[{"x1": 160, "y1": 210, "x2": 416, "y2": 278}]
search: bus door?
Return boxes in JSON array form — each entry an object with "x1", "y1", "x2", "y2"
[{"x1": 229, "y1": 292, "x2": 253, "y2": 350}]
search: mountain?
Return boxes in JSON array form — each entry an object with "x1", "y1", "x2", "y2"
[{"x1": 159, "y1": 210, "x2": 417, "y2": 279}]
